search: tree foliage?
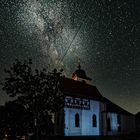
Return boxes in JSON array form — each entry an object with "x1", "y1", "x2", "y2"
[
  {"x1": 3, "y1": 59, "x2": 63, "y2": 111},
  {"x1": 2, "y1": 59, "x2": 64, "y2": 137},
  {"x1": 0, "y1": 101, "x2": 32, "y2": 137}
]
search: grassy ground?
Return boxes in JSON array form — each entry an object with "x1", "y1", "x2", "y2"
[
  {"x1": 40, "y1": 135, "x2": 140, "y2": 140},
  {"x1": 41, "y1": 136, "x2": 122, "y2": 140}
]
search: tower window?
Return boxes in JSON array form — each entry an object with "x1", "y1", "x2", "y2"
[
  {"x1": 75, "y1": 113, "x2": 80, "y2": 127},
  {"x1": 92, "y1": 114, "x2": 97, "y2": 127}
]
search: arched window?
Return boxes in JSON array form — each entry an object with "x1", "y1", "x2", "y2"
[
  {"x1": 92, "y1": 114, "x2": 97, "y2": 127},
  {"x1": 107, "y1": 118, "x2": 111, "y2": 131},
  {"x1": 75, "y1": 113, "x2": 80, "y2": 127}
]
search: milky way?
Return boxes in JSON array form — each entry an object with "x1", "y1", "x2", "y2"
[{"x1": 0, "y1": 0, "x2": 140, "y2": 114}]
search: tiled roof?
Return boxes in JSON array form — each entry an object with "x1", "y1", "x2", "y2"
[
  {"x1": 103, "y1": 97, "x2": 134, "y2": 116},
  {"x1": 60, "y1": 77, "x2": 103, "y2": 100},
  {"x1": 60, "y1": 77, "x2": 133, "y2": 116}
]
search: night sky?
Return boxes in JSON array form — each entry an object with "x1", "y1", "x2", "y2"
[{"x1": 0, "y1": 0, "x2": 140, "y2": 114}]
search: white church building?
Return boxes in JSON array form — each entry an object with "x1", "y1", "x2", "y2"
[{"x1": 55, "y1": 64, "x2": 136, "y2": 136}]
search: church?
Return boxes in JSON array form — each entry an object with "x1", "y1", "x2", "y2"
[{"x1": 54, "y1": 64, "x2": 136, "y2": 136}]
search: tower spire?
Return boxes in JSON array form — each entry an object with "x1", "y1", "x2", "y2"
[
  {"x1": 77, "y1": 58, "x2": 81, "y2": 69},
  {"x1": 72, "y1": 58, "x2": 92, "y2": 83}
]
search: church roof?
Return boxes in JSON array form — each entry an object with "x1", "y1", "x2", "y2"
[
  {"x1": 103, "y1": 97, "x2": 134, "y2": 116},
  {"x1": 60, "y1": 77, "x2": 134, "y2": 116},
  {"x1": 60, "y1": 77, "x2": 102, "y2": 100}
]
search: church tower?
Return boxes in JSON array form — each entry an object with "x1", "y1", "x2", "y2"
[{"x1": 71, "y1": 59, "x2": 92, "y2": 84}]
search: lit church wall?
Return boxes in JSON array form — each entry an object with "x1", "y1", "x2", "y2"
[
  {"x1": 81, "y1": 100, "x2": 100, "y2": 135},
  {"x1": 59, "y1": 76, "x2": 136, "y2": 136},
  {"x1": 64, "y1": 107, "x2": 82, "y2": 136},
  {"x1": 64, "y1": 96, "x2": 102, "y2": 136},
  {"x1": 107, "y1": 113, "x2": 119, "y2": 135},
  {"x1": 106, "y1": 113, "x2": 136, "y2": 136}
]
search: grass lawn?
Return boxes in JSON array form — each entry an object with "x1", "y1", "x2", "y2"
[
  {"x1": 38, "y1": 134, "x2": 140, "y2": 140},
  {"x1": 43, "y1": 136, "x2": 123, "y2": 140}
]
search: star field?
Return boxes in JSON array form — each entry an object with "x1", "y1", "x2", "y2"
[{"x1": 0, "y1": 0, "x2": 140, "y2": 114}]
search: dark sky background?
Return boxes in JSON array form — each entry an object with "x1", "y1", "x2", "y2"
[{"x1": 0, "y1": 0, "x2": 140, "y2": 114}]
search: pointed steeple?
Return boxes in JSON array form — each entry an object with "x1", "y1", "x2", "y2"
[
  {"x1": 72, "y1": 58, "x2": 92, "y2": 83},
  {"x1": 77, "y1": 58, "x2": 81, "y2": 70}
]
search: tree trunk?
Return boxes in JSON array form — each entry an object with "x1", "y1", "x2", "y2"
[{"x1": 34, "y1": 116, "x2": 39, "y2": 140}]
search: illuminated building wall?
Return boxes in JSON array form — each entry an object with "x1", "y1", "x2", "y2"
[
  {"x1": 107, "y1": 113, "x2": 120, "y2": 135},
  {"x1": 106, "y1": 113, "x2": 135, "y2": 135},
  {"x1": 57, "y1": 76, "x2": 136, "y2": 136},
  {"x1": 64, "y1": 96, "x2": 104, "y2": 136}
]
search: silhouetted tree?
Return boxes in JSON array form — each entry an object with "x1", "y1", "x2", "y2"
[
  {"x1": 2, "y1": 59, "x2": 64, "y2": 140},
  {"x1": 0, "y1": 101, "x2": 32, "y2": 139}
]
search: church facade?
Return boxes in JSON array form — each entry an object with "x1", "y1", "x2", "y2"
[{"x1": 55, "y1": 65, "x2": 136, "y2": 136}]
